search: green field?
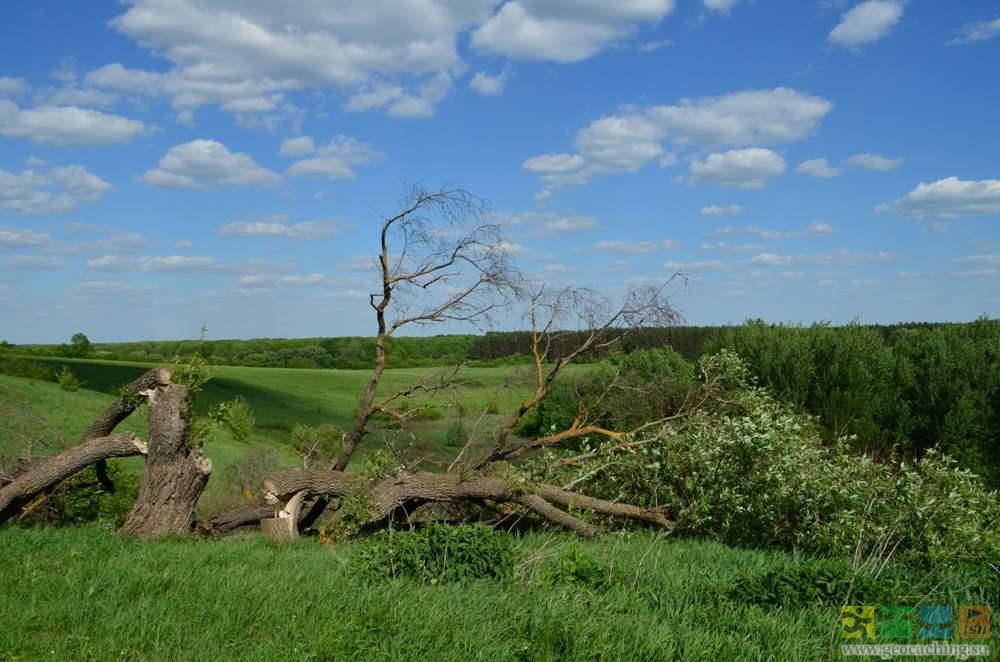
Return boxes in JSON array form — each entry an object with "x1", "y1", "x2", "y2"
[
  {"x1": 0, "y1": 357, "x2": 994, "y2": 660},
  {"x1": 0, "y1": 357, "x2": 564, "y2": 515},
  {"x1": 0, "y1": 525, "x2": 851, "y2": 661}
]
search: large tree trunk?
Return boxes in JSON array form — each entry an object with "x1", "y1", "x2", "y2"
[
  {"x1": 0, "y1": 433, "x2": 147, "y2": 523},
  {"x1": 82, "y1": 367, "x2": 172, "y2": 493},
  {"x1": 120, "y1": 384, "x2": 212, "y2": 538},
  {"x1": 254, "y1": 468, "x2": 672, "y2": 538}
]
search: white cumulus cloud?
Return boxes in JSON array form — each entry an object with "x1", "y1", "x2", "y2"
[
  {"x1": 141, "y1": 140, "x2": 281, "y2": 189},
  {"x1": 689, "y1": 148, "x2": 786, "y2": 189},
  {"x1": 828, "y1": 0, "x2": 904, "y2": 49},
  {"x1": 877, "y1": 177, "x2": 1000, "y2": 219},
  {"x1": 0, "y1": 100, "x2": 145, "y2": 147}
]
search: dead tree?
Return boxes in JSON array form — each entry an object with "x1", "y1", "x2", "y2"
[
  {"x1": 213, "y1": 268, "x2": 682, "y2": 539},
  {"x1": 0, "y1": 367, "x2": 169, "y2": 524},
  {"x1": 120, "y1": 383, "x2": 212, "y2": 537},
  {"x1": 296, "y1": 186, "x2": 519, "y2": 529}
]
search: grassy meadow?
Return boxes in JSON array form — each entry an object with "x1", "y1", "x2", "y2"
[{"x1": 0, "y1": 354, "x2": 995, "y2": 660}]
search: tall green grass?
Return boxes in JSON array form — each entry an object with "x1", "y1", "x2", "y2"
[{"x1": 0, "y1": 526, "x2": 847, "y2": 661}]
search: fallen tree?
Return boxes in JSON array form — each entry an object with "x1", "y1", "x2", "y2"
[
  {"x1": 0, "y1": 367, "x2": 171, "y2": 525},
  {"x1": 209, "y1": 187, "x2": 685, "y2": 540}
]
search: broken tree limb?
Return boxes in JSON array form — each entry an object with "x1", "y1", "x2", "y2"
[
  {"x1": 249, "y1": 467, "x2": 671, "y2": 538},
  {"x1": 201, "y1": 505, "x2": 273, "y2": 534},
  {"x1": 81, "y1": 367, "x2": 172, "y2": 493},
  {"x1": 0, "y1": 432, "x2": 147, "y2": 524},
  {"x1": 120, "y1": 384, "x2": 212, "y2": 538}
]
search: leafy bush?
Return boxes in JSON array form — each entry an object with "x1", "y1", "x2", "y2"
[
  {"x1": 555, "y1": 352, "x2": 1000, "y2": 569},
  {"x1": 444, "y1": 419, "x2": 468, "y2": 449},
  {"x1": 288, "y1": 424, "x2": 343, "y2": 467},
  {"x1": 0, "y1": 356, "x2": 51, "y2": 381},
  {"x1": 56, "y1": 366, "x2": 80, "y2": 392},
  {"x1": 539, "y1": 545, "x2": 610, "y2": 590},
  {"x1": 210, "y1": 396, "x2": 255, "y2": 443},
  {"x1": 356, "y1": 524, "x2": 514, "y2": 583}
]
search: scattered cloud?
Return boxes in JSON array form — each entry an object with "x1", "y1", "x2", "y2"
[
  {"x1": 279, "y1": 136, "x2": 316, "y2": 157},
  {"x1": 638, "y1": 39, "x2": 672, "y2": 52},
  {"x1": 526, "y1": 87, "x2": 831, "y2": 194},
  {"x1": 950, "y1": 269, "x2": 997, "y2": 279},
  {"x1": 843, "y1": 152, "x2": 902, "y2": 171},
  {"x1": 828, "y1": 0, "x2": 904, "y2": 49},
  {"x1": 0, "y1": 226, "x2": 49, "y2": 251},
  {"x1": 699, "y1": 204, "x2": 744, "y2": 217},
  {"x1": 470, "y1": 69, "x2": 510, "y2": 96},
  {"x1": 664, "y1": 259, "x2": 726, "y2": 272},
  {"x1": 581, "y1": 239, "x2": 678, "y2": 254},
  {"x1": 797, "y1": 158, "x2": 842, "y2": 178},
  {"x1": 877, "y1": 177, "x2": 1000, "y2": 219},
  {"x1": 471, "y1": 1, "x2": 676, "y2": 63},
  {"x1": 703, "y1": 0, "x2": 741, "y2": 13},
  {"x1": 689, "y1": 148, "x2": 786, "y2": 189},
  {"x1": 947, "y1": 17, "x2": 1000, "y2": 45},
  {"x1": 88, "y1": 254, "x2": 292, "y2": 275},
  {"x1": 217, "y1": 215, "x2": 346, "y2": 240},
  {"x1": 0, "y1": 165, "x2": 111, "y2": 215},
  {"x1": 141, "y1": 140, "x2": 281, "y2": 189},
  {"x1": 0, "y1": 100, "x2": 146, "y2": 146},
  {"x1": 0, "y1": 77, "x2": 29, "y2": 97},
  {"x1": 0, "y1": 255, "x2": 64, "y2": 270},
  {"x1": 286, "y1": 136, "x2": 382, "y2": 181},
  {"x1": 751, "y1": 248, "x2": 898, "y2": 266},
  {"x1": 699, "y1": 241, "x2": 765, "y2": 253},
  {"x1": 708, "y1": 221, "x2": 837, "y2": 239}
]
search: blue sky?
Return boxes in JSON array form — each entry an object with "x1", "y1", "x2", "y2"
[{"x1": 1, "y1": 0, "x2": 998, "y2": 344}]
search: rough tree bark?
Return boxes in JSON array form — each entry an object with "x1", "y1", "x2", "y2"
[
  {"x1": 82, "y1": 367, "x2": 172, "y2": 493},
  {"x1": 120, "y1": 384, "x2": 212, "y2": 538},
  {"x1": 0, "y1": 433, "x2": 147, "y2": 523},
  {"x1": 258, "y1": 468, "x2": 672, "y2": 539}
]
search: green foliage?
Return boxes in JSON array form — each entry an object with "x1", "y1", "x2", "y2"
[
  {"x1": 356, "y1": 524, "x2": 514, "y2": 583},
  {"x1": 0, "y1": 355, "x2": 51, "y2": 381},
  {"x1": 20, "y1": 462, "x2": 140, "y2": 528},
  {"x1": 560, "y1": 352, "x2": 1000, "y2": 569},
  {"x1": 56, "y1": 366, "x2": 80, "y2": 392},
  {"x1": 69, "y1": 332, "x2": 91, "y2": 358},
  {"x1": 209, "y1": 395, "x2": 255, "y2": 443},
  {"x1": 706, "y1": 318, "x2": 1000, "y2": 485},
  {"x1": 360, "y1": 449, "x2": 403, "y2": 481},
  {"x1": 288, "y1": 423, "x2": 343, "y2": 465},
  {"x1": 444, "y1": 419, "x2": 468, "y2": 449},
  {"x1": 517, "y1": 348, "x2": 697, "y2": 439},
  {"x1": 538, "y1": 544, "x2": 610, "y2": 590}
]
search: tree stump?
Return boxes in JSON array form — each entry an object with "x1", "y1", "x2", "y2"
[
  {"x1": 260, "y1": 490, "x2": 306, "y2": 543},
  {"x1": 120, "y1": 384, "x2": 212, "y2": 538}
]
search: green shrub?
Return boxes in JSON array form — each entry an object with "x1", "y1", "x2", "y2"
[
  {"x1": 444, "y1": 419, "x2": 468, "y2": 448},
  {"x1": 288, "y1": 424, "x2": 343, "y2": 466},
  {"x1": 56, "y1": 366, "x2": 80, "y2": 392},
  {"x1": 539, "y1": 545, "x2": 611, "y2": 590},
  {"x1": 210, "y1": 396, "x2": 255, "y2": 443},
  {"x1": 356, "y1": 524, "x2": 514, "y2": 583},
  {"x1": 558, "y1": 351, "x2": 1000, "y2": 569},
  {"x1": 25, "y1": 462, "x2": 140, "y2": 527},
  {"x1": 0, "y1": 356, "x2": 51, "y2": 381}
]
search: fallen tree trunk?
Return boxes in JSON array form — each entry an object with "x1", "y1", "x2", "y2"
[
  {"x1": 82, "y1": 367, "x2": 172, "y2": 494},
  {"x1": 200, "y1": 505, "x2": 274, "y2": 534},
  {"x1": 251, "y1": 468, "x2": 672, "y2": 538},
  {"x1": 120, "y1": 384, "x2": 212, "y2": 538},
  {"x1": 0, "y1": 433, "x2": 147, "y2": 523}
]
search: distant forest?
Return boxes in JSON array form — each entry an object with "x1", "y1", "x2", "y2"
[{"x1": 2, "y1": 320, "x2": 990, "y2": 370}]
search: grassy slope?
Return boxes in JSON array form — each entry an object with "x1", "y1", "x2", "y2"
[
  {"x1": 0, "y1": 526, "x2": 837, "y2": 661},
  {"x1": 23, "y1": 356, "x2": 548, "y2": 459}
]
